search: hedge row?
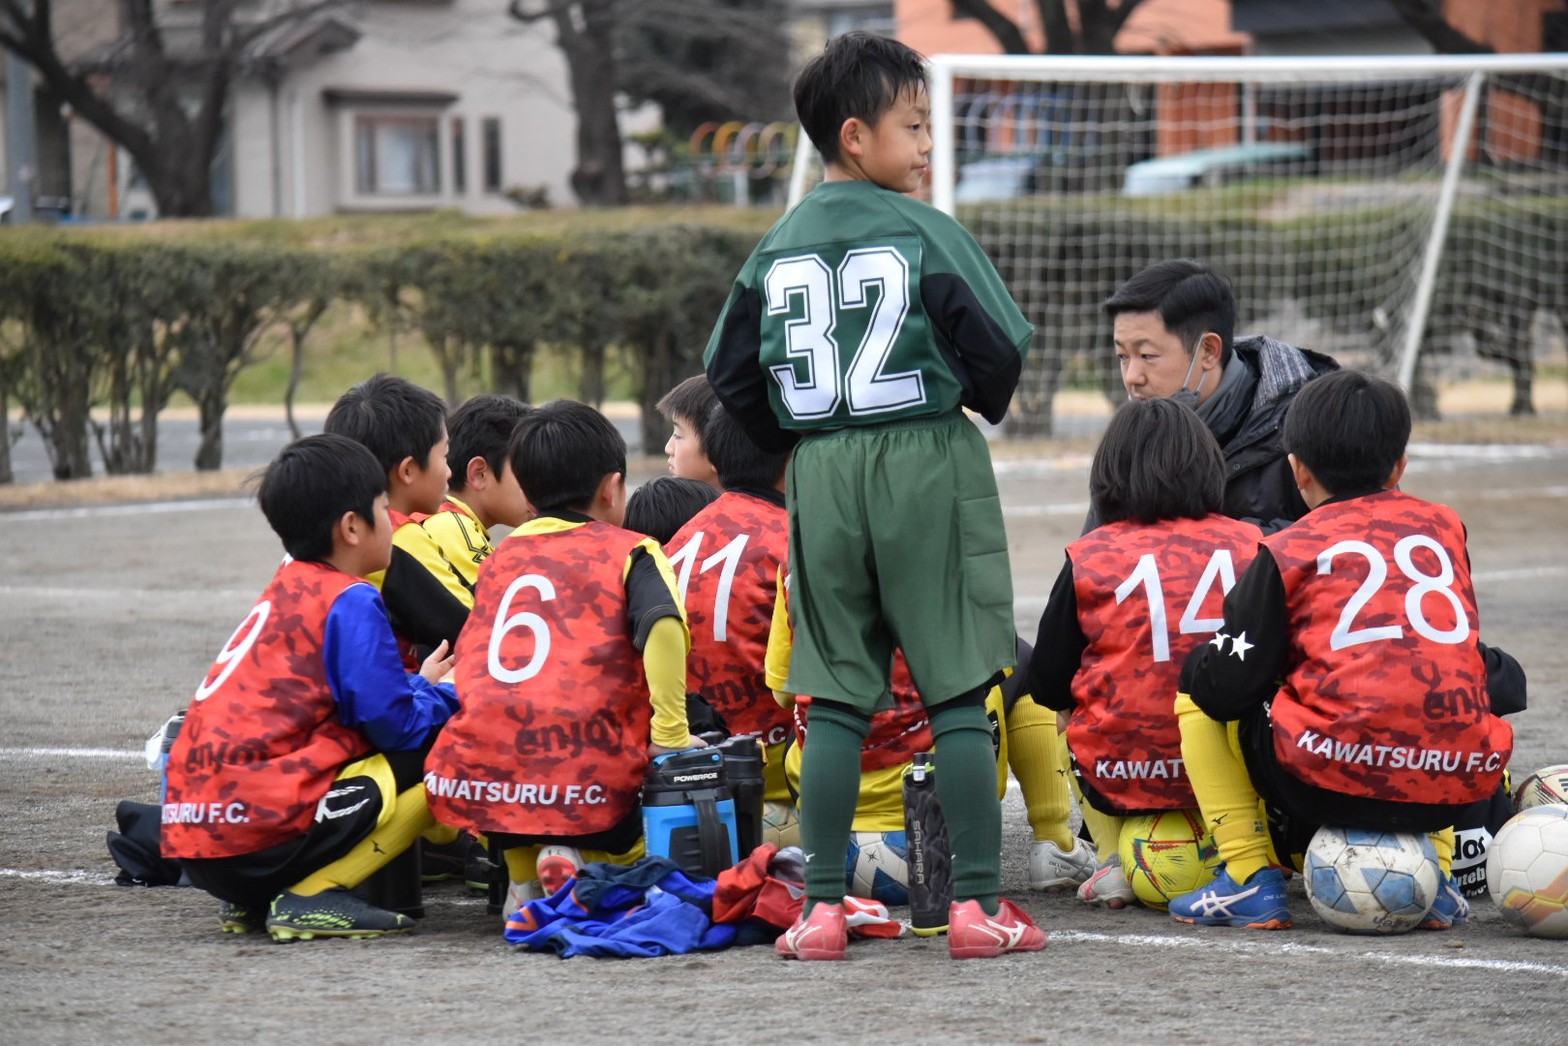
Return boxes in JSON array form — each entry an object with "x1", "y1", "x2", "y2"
[
  {"x1": 0, "y1": 213, "x2": 771, "y2": 481},
  {"x1": 1, "y1": 195, "x2": 1562, "y2": 481}
]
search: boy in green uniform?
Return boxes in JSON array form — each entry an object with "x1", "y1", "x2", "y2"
[{"x1": 705, "y1": 31, "x2": 1041, "y2": 960}]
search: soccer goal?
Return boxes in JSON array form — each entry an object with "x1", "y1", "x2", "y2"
[{"x1": 926, "y1": 52, "x2": 1568, "y2": 431}]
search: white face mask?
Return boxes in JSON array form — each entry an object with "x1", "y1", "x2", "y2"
[{"x1": 1169, "y1": 344, "x2": 1208, "y2": 410}]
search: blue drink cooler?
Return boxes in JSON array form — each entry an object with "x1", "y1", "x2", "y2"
[{"x1": 642, "y1": 749, "x2": 739, "y2": 878}]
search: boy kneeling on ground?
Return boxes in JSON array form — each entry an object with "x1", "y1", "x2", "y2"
[{"x1": 163, "y1": 434, "x2": 460, "y2": 941}]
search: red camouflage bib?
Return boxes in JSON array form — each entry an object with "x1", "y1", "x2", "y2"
[
  {"x1": 667, "y1": 492, "x2": 793, "y2": 746},
  {"x1": 1068, "y1": 514, "x2": 1262, "y2": 810},
  {"x1": 425, "y1": 521, "x2": 655, "y2": 837},
  {"x1": 1264, "y1": 491, "x2": 1511, "y2": 804},
  {"x1": 162, "y1": 560, "x2": 371, "y2": 858}
]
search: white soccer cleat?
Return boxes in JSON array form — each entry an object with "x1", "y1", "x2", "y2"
[
  {"x1": 503, "y1": 879, "x2": 544, "y2": 920},
  {"x1": 1077, "y1": 856, "x2": 1136, "y2": 909},
  {"x1": 1029, "y1": 837, "x2": 1097, "y2": 892}
]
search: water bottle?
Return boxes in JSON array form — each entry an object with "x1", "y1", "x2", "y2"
[
  {"x1": 144, "y1": 710, "x2": 186, "y2": 803},
  {"x1": 903, "y1": 752, "x2": 952, "y2": 936}
]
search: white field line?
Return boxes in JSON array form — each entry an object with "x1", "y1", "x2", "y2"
[
  {"x1": 1407, "y1": 443, "x2": 1563, "y2": 460},
  {"x1": 1052, "y1": 929, "x2": 1568, "y2": 978},
  {"x1": 0, "y1": 746, "x2": 143, "y2": 759},
  {"x1": 0, "y1": 868, "x2": 118, "y2": 886},
  {"x1": 0, "y1": 872, "x2": 1558, "y2": 979},
  {"x1": 2, "y1": 497, "x2": 250, "y2": 522},
  {"x1": 0, "y1": 584, "x2": 256, "y2": 601}
]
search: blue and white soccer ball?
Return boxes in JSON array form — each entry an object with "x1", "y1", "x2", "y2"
[
  {"x1": 1303, "y1": 826, "x2": 1441, "y2": 935},
  {"x1": 845, "y1": 831, "x2": 910, "y2": 906}
]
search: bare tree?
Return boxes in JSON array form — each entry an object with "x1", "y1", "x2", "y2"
[
  {"x1": 1385, "y1": 0, "x2": 1490, "y2": 53},
  {"x1": 508, "y1": 0, "x2": 791, "y2": 207},
  {"x1": 0, "y1": 0, "x2": 341, "y2": 217},
  {"x1": 947, "y1": 0, "x2": 1147, "y2": 55},
  {"x1": 507, "y1": 0, "x2": 625, "y2": 206}
]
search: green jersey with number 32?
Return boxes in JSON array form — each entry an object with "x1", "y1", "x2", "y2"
[{"x1": 705, "y1": 180, "x2": 1032, "y2": 446}]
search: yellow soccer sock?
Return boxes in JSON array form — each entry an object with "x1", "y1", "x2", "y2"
[
  {"x1": 1081, "y1": 806, "x2": 1124, "y2": 866},
  {"x1": 502, "y1": 839, "x2": 648, "y2": 884},
  {"x1": 1176, "y1": 694, "x2": 1270, "y2": 883},
  {"x1": 290, "y1": 784, "x2": 435, "y2": 898},
  {"x1": 422, "y1": 822, "x2": 461, "y2": 846},
  {"x1": 1005, "y1": 697, "x2": 1075, "y2": 850},
  {"x1": 503, "y1": 846, "x2": 537, "y2": 883},
  {"x1": 1428, "y1": 827, "x2": 1456, "y2": 877}
]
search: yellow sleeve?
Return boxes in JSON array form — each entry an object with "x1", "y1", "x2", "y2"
[
  {"x1": 420, "y1": 503, "x2": 493, "y2": 591},
  {"x1": 643, "y1": 615, "x2": 692, "y2": 749},
  {"x1": 764, "y1": 564, "x2": 795, "y2": 705}
]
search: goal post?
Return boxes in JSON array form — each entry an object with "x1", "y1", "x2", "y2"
[{"x1": 927, "y1": 52, "x2": 1568, "y2": 429}]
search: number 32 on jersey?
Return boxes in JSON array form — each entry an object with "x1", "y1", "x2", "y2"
[{"x1": 765, "y1": 247, "x2": 927, "y2": 420}]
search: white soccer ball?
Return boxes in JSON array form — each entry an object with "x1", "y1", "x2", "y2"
[
  {"x1": 845, "y1": 831, "x2": 910, "y2": 906},
  {"x1": 1513, "y1": 765, "x2": 1568, "y2": 812},
  {"x1": 1486, "y1": 804, "x2": 1568, "y2": 938},
  {"x1": 1303, "y1": 826, "x2": 1441, "y2": 935}
]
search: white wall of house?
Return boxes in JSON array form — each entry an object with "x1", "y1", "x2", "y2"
[{"x1": 227, "y1": 0, "x2": 578, "y2": 218}]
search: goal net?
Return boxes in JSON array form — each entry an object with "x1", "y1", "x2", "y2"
[{"x1": 926, "y1": 53, "x2": 1568, "y2": 432}]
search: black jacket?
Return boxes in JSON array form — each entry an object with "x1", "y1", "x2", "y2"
[
  {"x1": 1081, "y1": 335, "x2": 1338, "y2": 535},
  {"x1": 1215, "y1": 335, "x2": 1339, "y2": 532}
]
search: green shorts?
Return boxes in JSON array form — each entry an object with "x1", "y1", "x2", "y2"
[{"x1": 784, "y1": 412, "x2": 1015, "y2": 713}]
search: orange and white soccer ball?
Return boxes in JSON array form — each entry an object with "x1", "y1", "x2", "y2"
[{"x1": 1486, "y1": 804, "x2": 1568, "y2": 938}]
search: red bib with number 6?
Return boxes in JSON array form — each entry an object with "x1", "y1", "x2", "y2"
[{"x1": 427, "y1": 521, "x2": 658, "y2": 837}]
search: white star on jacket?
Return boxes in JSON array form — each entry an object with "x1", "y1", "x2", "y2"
[{"x1": 1228, "y1": 632, "x2": 1254, "y2": 660}]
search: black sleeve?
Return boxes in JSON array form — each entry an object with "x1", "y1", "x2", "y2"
[
  {"x1": 704, "y1": 285, "x2": 800, "y2": 454},
  {"x1": 380, "y1": 546, "x2": 471, "y2": 653},
  {"x1": 1023, "y1": 557, "x2": 1087, "y2": 713},
  {"x1": 1178, "y1": 548, "x2": 1289, "y2": 722},
  {"x1": 1480, "y1": 642, "x2": 1528, "y2": 716},
  {"x1": 625, "y1": 545, "x2": 683, "y2": 652},
  {"x1": 919, "y1": 273, "x2": 1024, "y2": 425}
]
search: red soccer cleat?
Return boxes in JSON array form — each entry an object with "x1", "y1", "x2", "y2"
[
  {"x1": 947, "y1": 898, "x2": 1048, "y2": 959},
  {"x1": 775, "y1": 901, "x2": 848, "y2": 960}
]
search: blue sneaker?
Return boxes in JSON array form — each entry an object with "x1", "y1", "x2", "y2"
[
  {"x1": 1169, "y1": 865, "x2": 1293, "y2": 929},
  {"x1": 1420, "y1": 873, "x2": 1470, "y2": 930}
]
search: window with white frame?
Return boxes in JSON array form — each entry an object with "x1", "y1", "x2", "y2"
[
  {"x1": 325, "y1": 88, "x2": 457, "y2": 206},
  {"x1": 354, "y1": 114, "x2": 441, "y2": 195}
]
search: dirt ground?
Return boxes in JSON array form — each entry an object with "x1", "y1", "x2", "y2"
[{"x1": 2, "y1": 406, "x2": 1567, "y2": 1045}]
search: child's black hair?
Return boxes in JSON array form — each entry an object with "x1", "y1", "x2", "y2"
[
  {"x1": 446, "y1": 393, "x2": 532, "y2": 492},
  {"x1": 1103, "y1": 258, "x2": 1237, "y2": 368},
  {"x1": 793, "y1": 31, "x2": 928, "y2": 166},
  {"x1": 324, "y1": 373, "x2": 448, "y2": 477},
  {"x1": 1283, "y1": 369, "x2": 1409, "y2": 495},
  {"x1": 1090, "y1": 398, "x2": 1226, "y2": 525},
  {"x1": 509, "y1": 400, "x2": 627, "y2": 514},
  {"x1": 704, "y1": 401, "x2": 790, "y2": 491},
  {"x1": 257, "y1": 434, "x2": 386, "y2": 563},
  {"x1": 624, "y1": 476, "x2": 721, "y2": 545},
  {"x1": 656, "y1": 374, "x2": 719, "y2": 432}
]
